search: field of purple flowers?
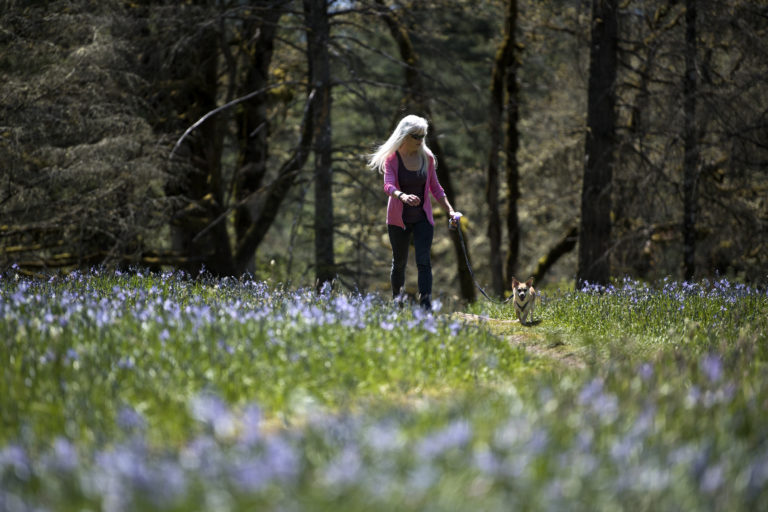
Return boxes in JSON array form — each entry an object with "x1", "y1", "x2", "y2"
[{"x1": 2, "y1": 269, "x2": 767, "y2": 511}]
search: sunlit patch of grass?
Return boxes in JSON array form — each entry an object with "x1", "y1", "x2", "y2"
[{"x1": 469, "y1": 276, "x2": 768, "y2": 364}]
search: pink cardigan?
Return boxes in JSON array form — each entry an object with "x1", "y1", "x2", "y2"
[{"x1": 382, "y1": 150, "x2": 446, "y2": 228}]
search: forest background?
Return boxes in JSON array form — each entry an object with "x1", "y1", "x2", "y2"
[{"x1": 1, "y1": 0, "x2": 766, "y2": 302}]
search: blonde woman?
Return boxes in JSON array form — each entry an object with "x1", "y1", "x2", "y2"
[{"x1": 368, "y1": 115, "x2": 460, "y2": 310}]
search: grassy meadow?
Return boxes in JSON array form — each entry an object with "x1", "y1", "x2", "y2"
[{"x1": 1, "y1": 269, "x2": 767, "y2": 511}]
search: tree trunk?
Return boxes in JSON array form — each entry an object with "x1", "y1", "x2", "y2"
[
  {"x1": 304, "y1": 0, "x2": 336, "y2": 290},
  {"x1": 234, "y1": 2, "x2": 285, "y2": 273},
  {"x1": 682, "y1": 0, "x2": 699, "y2": 281},
  {"x1": 577, "y1": 0, "x2": 617, "y2": 288},
  {"x1": 375, "y1": 0, "x2": 476, "y2": 302},
  {"x1": 486, "y1": 0, "x2": 517, "y2": 298},
  {"x1": 166, "y1": 24, "x2": 234, "y2": 276},
  {"x1": 532, "y1": 226, "x2": 578, "y2": 284},
  {"x1": 233, "y1": 90, "x2": 317, "y2": 274},
  {"x1": 166, "y1": 4, "x2": 313, "y2": 278},
  {"x1": 503, "y1": 0, "x2": 521, "y2": 292}
]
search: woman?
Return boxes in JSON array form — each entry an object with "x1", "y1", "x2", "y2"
[{"x1": 367, "y1": 115, "x2": 461, "y2": 310}]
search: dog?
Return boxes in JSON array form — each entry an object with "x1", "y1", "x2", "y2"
[{"x1": 511, "y1": 277, "x2": 536, "y2": 325}]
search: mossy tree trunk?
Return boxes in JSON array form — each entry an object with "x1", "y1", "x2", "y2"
[{"x1": 577, "y1": 0, "x2": 618, "y2": 288}]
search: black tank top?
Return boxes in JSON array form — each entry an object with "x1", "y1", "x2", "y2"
[{"x1": 397, "y1": 152, "x2": 427, "y2": 223}]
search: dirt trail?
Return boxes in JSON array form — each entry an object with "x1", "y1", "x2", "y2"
[{"x1": 453, "y1": 312, "x2": 585, "y2": 370}]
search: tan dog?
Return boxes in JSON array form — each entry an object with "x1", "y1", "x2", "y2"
[{"x1": 511, "y1": 277, "x2": 536, "y2": 325}]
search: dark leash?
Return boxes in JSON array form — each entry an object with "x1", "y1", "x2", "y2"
[{"x1": 451, "y1": 216, "x2": 513, "y2": 305}]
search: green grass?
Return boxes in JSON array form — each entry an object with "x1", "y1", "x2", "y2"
[
  {"x1": 471, "y1": 277, "x2": 768, "y2": 362},
  {"x1": 2, "y1": 270, "x2": 768, "y2": 511},
  {"x1": 1, "y1": 271, "x2": 527, "y2": 448}
]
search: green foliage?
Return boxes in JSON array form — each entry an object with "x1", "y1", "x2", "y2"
[
  {"x1": 0, "y1": 270, "x2": 521, "y2": 449},
  {"x1": 2, "y1": 270, "x2": 768, "y2": 510},
  {"x1": 0, "y1": 0, "x2": 168, "y2": 270}
]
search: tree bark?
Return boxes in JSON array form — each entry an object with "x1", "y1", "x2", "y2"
[
  {"x1": 304, "y1": 0, "x2": 336, "y2": 290},
  {"x1": 166, "y1": 23, "x2": 234, "y2": 276},
  {"x1": 682, "y1": 0, "x2": 699, "y2": 281},
  {"x1": 577, "y1": 0, "x2": 617, "y2": 288},
  {"x1": 503, "y1": 0, "x2": 521, "y2": 292},
  {"x1": 233, "y1": 90, "x2": 318, "y2": 274},
  {"x1": 234, "y1": 2, "x2": 285, "y2": 273},
  {"x1": 487, "y1": 0, "x2": 517, "y2": 298},
  {"x1": 532, "y1": 226, "x2": 578, "y2": 284}
]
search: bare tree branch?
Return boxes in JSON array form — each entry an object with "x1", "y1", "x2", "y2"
[{"x1": 169, "y1": 81, "x2": 304, "y2": 160}]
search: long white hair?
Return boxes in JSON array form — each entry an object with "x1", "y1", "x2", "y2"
[{"x1": 367, "y1": 115, "x2": 434, "y2": 175}]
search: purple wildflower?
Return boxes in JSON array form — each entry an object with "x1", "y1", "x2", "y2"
[
  {"x1": 238, "y1": 404, "x2": 262, "y2": 447},
  {"x1": 700, "y1": 353, "x2": 724, "y2": 383},
  {"x1": 47, "y1": 437, "x2": 79, "y2": 472},
  {"x1": 190, "y1": 393, "x2": 236, "y2": 439},
  {"x1": 700, "y1": 464, "x2": 724, "y2": 493},
  {"x1": 578, "y1": 378, "x2": 618, "y2": 422},
  {"x1": 0, "y1": 444, "x2": 30, "y2": 481},
  {"x1": 416, "y1": 420, "x2": 472, "y2": 460},
  {"x1": 117, "y1": 406, "x2": 146, "y2": 433},
  {"x1": 263, "y1": 436, "x2": 300, "y2": 481},
  {"x1": 323, "y1": 445, "x2": 362, "y2": 487},
  {"x1": 638, "y1": 362, "x2": 654, "y2": 381},
  {"x1": 117, "y1": 357, "x2": 135, "y2": 370},
  {"x1": 364, "y1": 421, "x2": 402, "y2": 453}
]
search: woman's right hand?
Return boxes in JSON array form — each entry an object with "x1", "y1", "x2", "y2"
[{"x1": 400, "y1": 194, "x2": 420, "y2": 206}]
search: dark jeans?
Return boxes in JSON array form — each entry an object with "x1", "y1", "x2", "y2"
[{"x1": 388, "y1": 220, "x2": 434, "y2": 306}]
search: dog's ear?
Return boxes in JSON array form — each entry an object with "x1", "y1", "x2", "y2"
[
  {"x1": 511, "y1": 278, "x2": 520, "y2": 287},
  {"x1": 525, "y1": 277, "x2": 534, "y2": 287}
]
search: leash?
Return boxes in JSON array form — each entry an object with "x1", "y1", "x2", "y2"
[{"x1": 451, "y1": 215, "x2": 513, "y2": 305}]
